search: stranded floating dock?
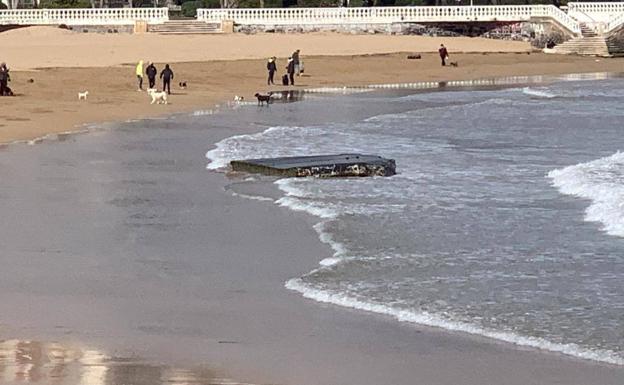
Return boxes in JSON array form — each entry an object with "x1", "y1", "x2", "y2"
[{"x1": 230, "y1": 154, "x2": 396, "y2": 177}]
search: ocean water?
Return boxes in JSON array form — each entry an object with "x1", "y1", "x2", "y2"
[{"x1": 207, "y1": 76, "x2": 624, "y2": 365}]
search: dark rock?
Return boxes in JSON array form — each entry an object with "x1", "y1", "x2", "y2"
[{"x1": 231, "y1": 154, "x2": 396, "y2": 178}]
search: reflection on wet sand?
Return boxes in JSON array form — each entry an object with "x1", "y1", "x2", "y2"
[{"x1": 0, "y1": 340, "x2": 253, "y2": 385}]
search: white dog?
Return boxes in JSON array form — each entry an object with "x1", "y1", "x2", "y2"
[
  {"x1": 148, "y1": 89, "x2": 168, "y2": 105},
  {"x1": 233, "y1": 95, "x2": 244, "y2": 102},
  {"x1": 78, "y1": 91, "x2": 89, "y2": 100}
]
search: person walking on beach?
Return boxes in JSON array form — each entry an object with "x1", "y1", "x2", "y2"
[
  {"x1": 135, "y1": 60, "x2": 144, "y2": 91},
  {"x1": 145, "y1": 62, "x2": 157, "y2": 89},
  {"x1": 438, "y1": 44, "x2": 449, "y2": 67},
  {"x1": 286, "y1": 57, "x2": 295, "y2": 86},
  {"x1": 267, "y1": 57, "x2": 277, "y2": 85},
  {"x1": 292, "y1": 49, "x2": 301, "y2": 76},
  {"x1": 160, "y1": 64, "x2": 174, "y2": 95},
  {"x1": 0, "y1": 63, "x2": 9, "y2": 96}
]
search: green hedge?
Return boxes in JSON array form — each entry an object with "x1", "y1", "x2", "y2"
[
  {"x1": 180, "y1": 0, "x2": 220, "y2": 16},
  {"x1": 38, "y1": 0, "x2": 92, "y2": 8}
]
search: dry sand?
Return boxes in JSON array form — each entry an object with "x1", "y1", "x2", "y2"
[
  {"x1": 2, "y1": 26, "x2": 532, "y2": 69},
  {"x1": 1, "y1": 26, "x2": 624, "y2": 145}
]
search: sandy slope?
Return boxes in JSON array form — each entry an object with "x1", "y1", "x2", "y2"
[{"x1": 1, "y1": 27, "x2": 532, "y2": 70}]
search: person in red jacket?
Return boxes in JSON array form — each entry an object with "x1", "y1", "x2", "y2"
[{"x1": 438, "y1": 44, "x2": 449, "y2": 67}]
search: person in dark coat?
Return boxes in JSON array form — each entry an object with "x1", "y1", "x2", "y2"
[
  {"x1": 145, "y1": 62, "x2": 157, "y2": 89},
  {"x1": 286, "y1": 57, "x2": 295, "y2": 86},
  {"x1": 0, "y1": 63, "x2": 10, "y2": 96},
  {"x1": 267, "y1": 57, "x2": 277, "y2": 85},
  {"x1": 438, "y1": 44, "x2": 449, "y2": 67},
  {"x1": 292, "y1": 49, "x2": 301, "y2": 75},
  {"x1": 160, "y1": 64, "x2": 174, "y2": 95}
]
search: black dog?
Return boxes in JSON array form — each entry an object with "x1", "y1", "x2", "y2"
[
  {"x1": 255, "y1": 93, "x2": 272, "y2": 106},
  {"x1": 179, "y1": 81, "x2": 187, "y2": 89},
  {"x1": 449, "y1": 62, "x2": 459, "y2": 67}
]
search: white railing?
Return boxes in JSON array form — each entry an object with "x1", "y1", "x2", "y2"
[
  {"x1": 198, "y1": 6, "x2": 531, "y2": 24},
  {"x1": 606, "y1": 12, "x2": 624, "y2": 33},
  {"x1": 0, "y1": 8, "x2": 169, "y2": 25},
  {"x1": 198, "y1": 5, "x2": 580, "y2": 34},
  {"x1": 568, "y1": 2, "x2": 624, "y2": 23},
  {"x1": 530, "y1": 4, "x2": 581, "y2": 34}
]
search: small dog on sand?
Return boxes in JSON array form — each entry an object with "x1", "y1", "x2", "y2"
[
  {"x1": 179, "y1": 81, "x2": 187, "y2": 89},
  {"x1": 78, "y1": 91, "x2": 89, "y2": 100},
  {"x1": 234, "y1": 95, "x2": 244, "y2": 102},
  {"x1": 148, "y1": 88, "x2": 168, "y2": 105},
  {"x1": 449, "y1": 62, "x2": 459, "y2": 67},
  {"x1": 255, "y1": 93, "x2": 272, "y2": 106}
]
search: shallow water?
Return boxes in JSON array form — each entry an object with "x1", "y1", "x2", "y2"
[
  {"x1": 207, "y1": 75, "x2": 624, "y2": 365},
  {"x1": 0, "y1": 339, "x2": 251, "y2": 385}
]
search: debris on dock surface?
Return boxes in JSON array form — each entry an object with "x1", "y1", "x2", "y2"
[{"x1": 230, "y1": 154, "x2": 396, "y2": 177}]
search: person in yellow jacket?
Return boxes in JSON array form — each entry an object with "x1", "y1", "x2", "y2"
[{"x1": 135, "y1": 60, "x2": 144, "y2": 91}]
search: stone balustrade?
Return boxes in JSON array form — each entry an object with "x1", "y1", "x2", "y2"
[
  {"x1": 5, "y1": 3, "x2": 624, "y2": 36},
  {"x1": 568, "y1": 2, "x2": 624, "y2": 25},
  {"x1": 0, "y1": 7, "x2": 169, "y2": 26},
  {"x1": 606, "y1": 12, "x2": 624, "y2": 33},
  {"x1": 197, "y1": 5, "x2": 581, "y2": 34}
]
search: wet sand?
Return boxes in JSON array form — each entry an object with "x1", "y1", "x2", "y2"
[{"x1": 1, "y1": 92, "x2": 624, "y2": 385}]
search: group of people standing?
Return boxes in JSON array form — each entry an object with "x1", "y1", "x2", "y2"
[
  {"x1": 265, "y1": 45, "x2": 449, "y2": 88},
  {"x1": 266, "y1": 49, "x2": 302, "y2": 86},
  {"x1": 136, "y1": 61, "x2": 174, "y2": 94}
]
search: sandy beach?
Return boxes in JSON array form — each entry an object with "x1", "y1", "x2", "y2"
[
  {"x1": 2, "y1": 27, "x2": 624, "y2": 144},
  {"x1": 1, "y1": 27, "x2": 624, "y2": 385}
]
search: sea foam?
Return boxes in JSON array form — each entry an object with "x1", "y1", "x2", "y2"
[
  {"x1": 285, "y1": 278, "x2": 624, "y2": 365},
  {"x1": 549, "y1": 151, "x2": 624, "y2": 237},
  {"x1": 521, "y1": 87, "x2": 557, "y2": 98},
  {"x1": 205, "y1": 126, "x2": 300, "y2": 170}
]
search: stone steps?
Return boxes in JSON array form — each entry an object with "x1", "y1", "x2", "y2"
[
  {"x1": 552, "y1": 36, "x2": 611, "y2": 56},
  {"x1": 580, "y1": 24, "x2": 598, "y2": 37},
  {"x1": 149, "y1": 20, "x2": 221, "y2": 34}
]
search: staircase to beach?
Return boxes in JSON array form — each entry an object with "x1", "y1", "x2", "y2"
[
  {"x1": 551, "y1": 20, "x2": 624, "y2": 57},
  {"x1": 552, "y1": 35, "x2": 611, "y2": 56},
  {"x1": 580, "y1": 23, "x2": 598, "y2": 37},
  {"x1": 148, "y1": 20, "x2": 222, "y2": 34}
]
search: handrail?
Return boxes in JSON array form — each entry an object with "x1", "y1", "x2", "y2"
[
  {"x1": 568, "y1": 2, "x2": 624, "y2": 14},
  {"x1": 606, "y1": 12, "x2": 624, "y2": 33},
  {"x1": 567, "y1": 2, "x2": 624, "y2": 24},
  {"x1": 530, "y1": 4, "x2": 581, "y2": 34},
  {"x1": 197, "y1": 5, "x2": 580, "y2": 34},
  {"x1": 0, "y1": 8, "x2": 169, "y2": 25}
]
